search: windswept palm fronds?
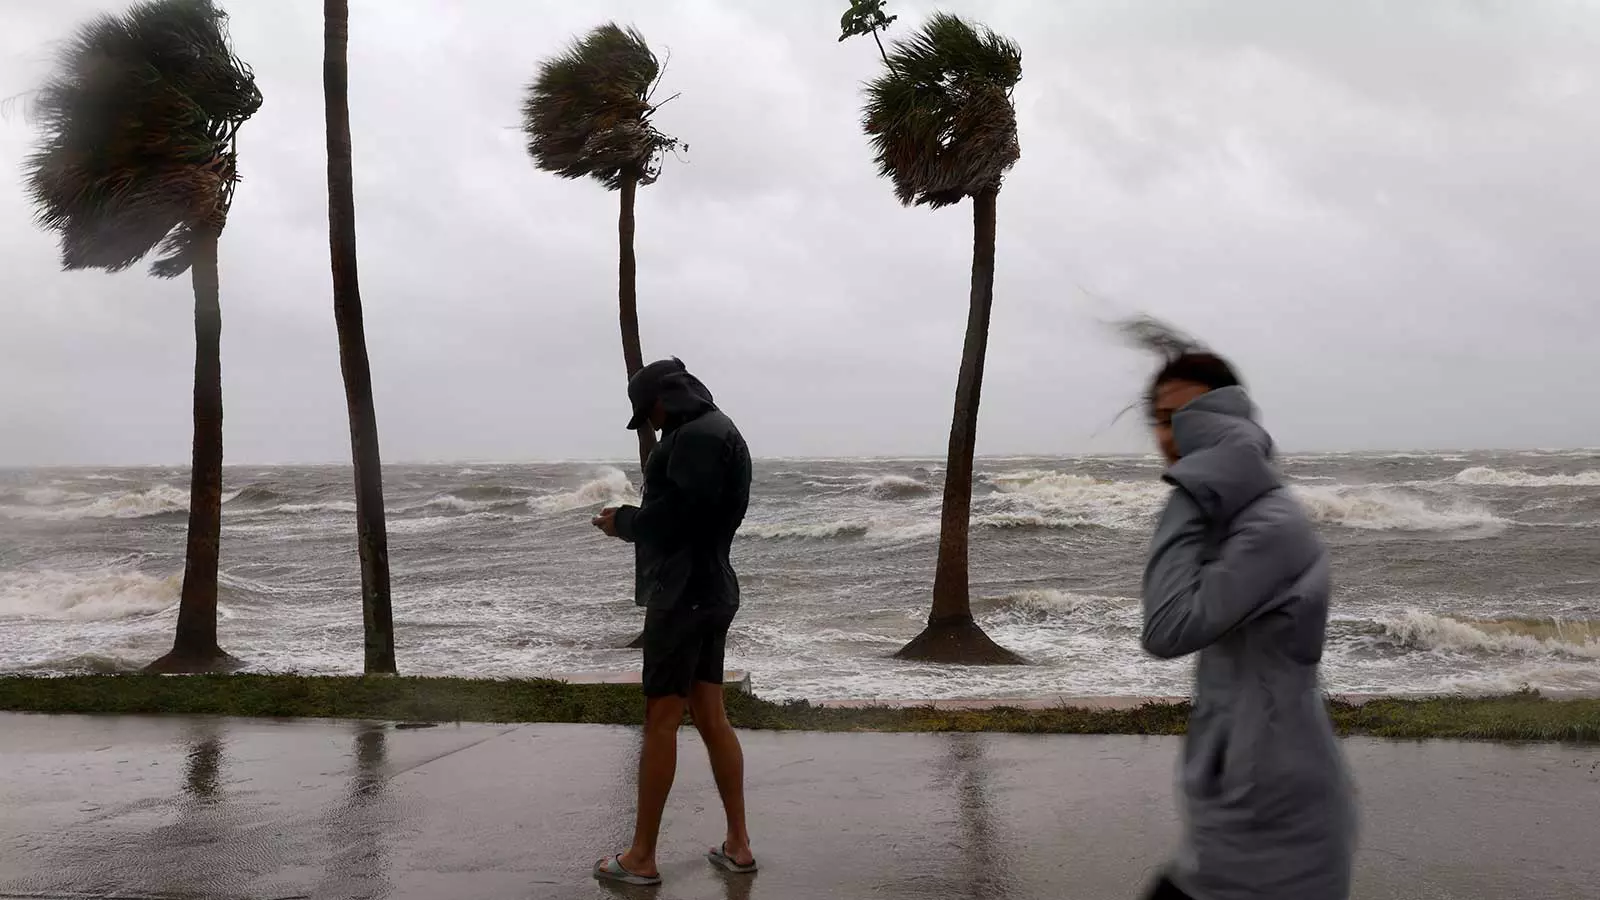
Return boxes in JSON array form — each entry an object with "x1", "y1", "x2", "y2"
[
  {"x1": 521, "y1": 23, "x2": 682, "y2": 189},
  {"x1": 23, "y1": 0, "x2": 261, "y2": 278},
  {"x1": 862, "y1": 13, "x2": 1021, "y2": 208}
]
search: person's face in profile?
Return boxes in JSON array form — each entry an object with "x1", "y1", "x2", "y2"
[{"x1": 1150, "y1": 379, "x2": 1211, "y2": 465}]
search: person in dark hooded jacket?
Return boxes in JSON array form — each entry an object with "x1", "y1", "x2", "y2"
[
  {"x1": 1138, "y1": 351, "x2": 1356, "y2": 900},
  {"x1": 590, "y1": 358, "x2": 754, "y2": 887}
]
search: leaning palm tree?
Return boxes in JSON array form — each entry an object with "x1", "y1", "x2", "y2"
[
  {"x1": 861, "y1": 13, "x2": 1025, "y2": 663},
  {"x1": 23, "y1": 0, "x2": 262, "y2": 673},
  {"x1": 521, "y1": 23, "x2": 682, "y2": 473},
  {"x1": 324, "y1": 0, "x2": 395, "y2": 674}
]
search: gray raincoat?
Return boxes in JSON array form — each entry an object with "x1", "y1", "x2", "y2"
[{"x1": 1143, "y1": 386, "x2": 1356, "y2": 900}]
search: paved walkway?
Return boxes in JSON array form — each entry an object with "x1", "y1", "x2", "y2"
[{"x1": 2, "y1": 714, "x2": 1596, "y2": 899}]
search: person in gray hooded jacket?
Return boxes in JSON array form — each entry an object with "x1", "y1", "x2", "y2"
[{"x1": 1139, "y1": 351, "x2": 1356, "y2": 900}]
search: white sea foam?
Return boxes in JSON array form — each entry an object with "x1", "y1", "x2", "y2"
[
  {"x1": 20, "y1": 486, "x2": 84, "y2": 505},
  {"x1": 984, "y1": 471, "x2": 1167, "y2": 530},
  {"x1": 739, "y1": 517, "x2": 941, "y2": 544},
  {"x1": 0, "y1": 569, "x2": 178, "y2": 621},
  {"x1": 1375, "y1": 611, "x2": 1600, "y2": 659},
  {"x1": 388, "y1": 515, "x2": 467, "y2": 535},
  {"x1": 865, "y1": 474, "x2": 931, "y2": 500},
  {"x1": 1290, "y1": 485, "x2": 1504, "y2": 533},
  {"x1": 419, "y1": 493, "x2": 501, "y2": 513},
  {"x1": 1451, "y1": 466, "x2": 1600, "y2": 488},
  {"x1": 988, "y1": 589, "x2": 1133, "y2": 620},
  {"x1": 277, "y1": 501, "x2": 358, "y2": 515},
  {"x1": 741, "y1": 520, "x2": 871, "y2": 540},
  {"x1": 0, "y1": 484, "x2": 202, "y2": 520},
  {"x1": 529, "y1": 468, "x2": 636, "y2": 513}
]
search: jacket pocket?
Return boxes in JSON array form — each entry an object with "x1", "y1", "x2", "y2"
[
  {"x1": 1184, "y1": 718, "x2": 1257, "y2": 811},
  {"x1": 645, "y1": 549, "x2": 693, "y2": 610}
]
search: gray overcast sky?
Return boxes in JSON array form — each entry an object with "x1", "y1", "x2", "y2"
[{"x1": 3, "y1": 0, "x2": 1599, "y2": 466}]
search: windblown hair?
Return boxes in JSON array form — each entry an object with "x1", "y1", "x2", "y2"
[{"x1": 1116, "y1": 315, "x2": 1242, "y2": 416}]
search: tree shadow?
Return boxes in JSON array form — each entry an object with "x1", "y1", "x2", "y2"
[
  {"x1": 313, "y1": 722, "x2": 394, "y2": 900},
  {"x1": 183, "y1": 729, "x2": 223, "y2": 801},
  {"x1": 131, "y1": 719, "x2": 246, "y2": 898},
  {"x1": 932, "y1": 734, "x2": 1018, "y2": 900}
]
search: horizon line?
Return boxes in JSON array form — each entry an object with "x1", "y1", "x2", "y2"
[{"x1": 4, "y1": 446, "x2": 1596, "y2": 470}]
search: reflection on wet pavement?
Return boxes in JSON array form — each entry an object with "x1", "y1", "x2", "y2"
[{"x1": 1, "y1": 715, "x2": 1597, "y2": 899}]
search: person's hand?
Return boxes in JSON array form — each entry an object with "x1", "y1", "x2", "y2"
[{"x1": 592, "y1": 507, "x2": 619, "y2": 538}]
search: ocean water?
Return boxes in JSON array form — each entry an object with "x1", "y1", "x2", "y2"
[{"x1": 2, "y1": 451, "x2": 1597, "y2": 700}]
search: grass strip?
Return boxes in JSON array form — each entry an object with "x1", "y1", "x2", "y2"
[{"x1": 1, "y1": 675, "x2": 1595, "y2": 742}]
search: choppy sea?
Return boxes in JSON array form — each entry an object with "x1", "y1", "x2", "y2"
[{"x1": 3, "y1": 451, "x2": 1597, "y2": 700}]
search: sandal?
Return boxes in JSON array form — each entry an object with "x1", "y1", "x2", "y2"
[
  {"x1": 594, "y1": 855, "x2": 661, "y2": 886},
  {"x1": 706, "y1": 843, "x2": 758, "y2": 874}
]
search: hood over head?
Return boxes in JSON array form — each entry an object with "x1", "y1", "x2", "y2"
[
  {"x1": 1164, "y1": 385, "x2": 1280, "y2": 521},
  {"x1": 626, "y1": 357, "x2": 716, "y2": 430}
]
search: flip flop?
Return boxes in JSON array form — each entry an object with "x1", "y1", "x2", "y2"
[
  {"x1": 594, "y1": 855, "x2": 662, "y2": 886},
  {"x1": 706, "y1": 843, "x2": 758, "y2": 874}
]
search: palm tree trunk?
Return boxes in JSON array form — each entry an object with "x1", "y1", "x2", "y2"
[
  {"x1": 147, "y1": 228, "x2": 233, "y2": 673},
  {"x1": 325, "y1": 0, "x2": 396, "y2": 675},
  {"x1": 620, "y1": 171, "x2": 655, "y2": 651},
  {"x1": 895, "y1": 187, "x2": 1024, "y2": 665},
  {"x1": 619, "y1": 172, "x2": 657, "y2": 471}
]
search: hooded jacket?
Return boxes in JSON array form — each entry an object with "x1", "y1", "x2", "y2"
[
  {"x1": 612, "y1": 366, "x2": 751, "y2": 611},
  {"x1": 1143, "y1": 386, "x2": 1357, "y2": 900}
]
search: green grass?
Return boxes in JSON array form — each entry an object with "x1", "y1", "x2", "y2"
[{"x1": 0, "y1": 675, "x2": 1596, "y2": 742}]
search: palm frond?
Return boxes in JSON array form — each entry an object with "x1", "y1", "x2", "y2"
[
  {"x1": 521, "y1": 23, "x2": 683, "y2": 190},
  {"x1": 22, "y1": 0, "x2": 261, "y2": 278},
  {"x1": 862, "y1": 12, "x2": 1022, "y2": 208}
]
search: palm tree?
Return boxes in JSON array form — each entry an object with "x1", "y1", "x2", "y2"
[
  {"x1": 324, "y1": 0, "x2": 395, "y2": 674},
  {"x1": 860, "y1": 13, "x2": 1026, "y2": 664},
  {"x1": 521, "y1": 23, "x2": 682, "y2": 473},
  {"x1": 23, "y1": 0, "x2": 262, "y2": 673}
]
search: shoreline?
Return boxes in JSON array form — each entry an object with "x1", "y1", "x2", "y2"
[{"x1": 1, "y1": 674, "x2": 1597, "y2": 742}]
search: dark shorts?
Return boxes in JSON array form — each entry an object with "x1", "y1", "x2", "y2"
[{"x1": 641, "y1": 603, "x2": 737, "y2": 698}]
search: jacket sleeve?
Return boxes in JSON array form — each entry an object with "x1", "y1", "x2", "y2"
[
  {"x1": 612, "y1": 428, "x2": 726, "y2": 546},
  {"x1": 1141, "y1": 488, "x2": 1292, "y2": 659}
]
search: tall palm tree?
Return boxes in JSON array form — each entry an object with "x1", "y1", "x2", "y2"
[
  {"x1": 521, "y1": 23, "x2": 682, "y2": 473},
  {"x1": 861, "y1": 13, "x2": 1025, "y2": 664},
  {"x1": 324, "y1": 0, "x2": 395, "y2": 674},
  {"x1": 23, "y1": 0, "x2": 262, "y2": 673}
]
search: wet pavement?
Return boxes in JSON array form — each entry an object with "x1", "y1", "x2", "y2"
[{"x1": 1, "y1": 714, "x2": 1597, "y2": 900}]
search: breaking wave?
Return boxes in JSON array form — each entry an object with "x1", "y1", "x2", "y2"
[
  {"x1": 0, "y1": 569, "x2": 179, "y2": 622},
  {"x1": 1374, "y1": 612, "x2": 1600, "y2": 659},
  {"x1": 277, "y1": 501, "x2": 358, "y2": 515},
  {"x1": 1290, "y1": 485, "x2": 1504, "y2": 533},
  {"x1": 227, "y1": 485, "x2": 286, "y2": 506},
  {"x1": 982, "y1": 589, "x2": 1134, "y2": 622},
  {"x1": 740, "y1": 517, "x2": 940, "y2": 543},
  {"x1": 983, "y1": 471, "x2": 1166, "y2": 530},
  {"x1": 742, "y1": 520, "x2": 872, "y2": 541},
  {"x1": 409, "y1": 490, "x2": 531, "y2": 515},
  {"x1": 0, "y1": 484, "x2": 197, "y2": 520},
  {"x1": 529, "y1": 468, "x2": 636, "y2": 513},
  {"x1": 1451, "y1": 466, "x2": 1600, "y2": 488},
  {"x1": 866, "y1": 475, "x2": 932, "y2": 500}
]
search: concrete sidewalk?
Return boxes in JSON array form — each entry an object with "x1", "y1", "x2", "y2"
[{"x1": 1, "y1": 714, "x2": 1596, "y2": 900}]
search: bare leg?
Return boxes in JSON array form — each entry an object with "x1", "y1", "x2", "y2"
[
  {"x1": 617, "y1": 694, "x2": 685, "y2": 878},
  {"x1": 689, "y1": 681, "x2": 753, "y2": 864}
]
